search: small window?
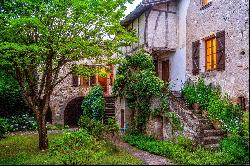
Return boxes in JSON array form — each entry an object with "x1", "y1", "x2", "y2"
[
  {"x1": 202, "y1": 0, "x2": 212, "y2": 6},
  {"x1": 205, "y1": 37, "x2": 217, "y2": 71}
]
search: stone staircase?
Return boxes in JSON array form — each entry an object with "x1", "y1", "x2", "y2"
[
  {"x1": 104, "y1": 97, "x2": 116, "y2": 123},
  {"x1": 170, "y1": 91, "x2": 226, "y2": 150},
  {"x1": 197, "y1": 114, "x2": 226, "y2": 150}
]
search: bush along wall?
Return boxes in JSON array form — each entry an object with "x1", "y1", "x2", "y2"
[
  {"x1": 112, "y1": 50, "x2": 181, "y2": 134},
  {"x1": 181, "y1": 77, "x2": 249, "y2": 164},
  {"x1": 81, "y1": 85, "x2": 105, "y2": 121}
]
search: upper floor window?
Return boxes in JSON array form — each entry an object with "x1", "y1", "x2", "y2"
[
  {"x1": 202, "y1": 0, "x2": 212, "y2": 6},
  {"x1": 205, "y1": 37, "x2": 217, "y2": 71}
]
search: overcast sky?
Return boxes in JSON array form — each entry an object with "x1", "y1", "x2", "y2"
[{"x1": 124, "y1": 0, "x2": 142, "y2": 16}]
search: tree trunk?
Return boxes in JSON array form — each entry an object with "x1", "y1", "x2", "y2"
[{"x1": 37, "y1": 111, "x2": 48, "y2": 150}]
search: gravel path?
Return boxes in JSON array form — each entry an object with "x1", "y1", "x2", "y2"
[
  {"x1": 112, "y1": 139, "x2": 173, "y2": 165},
  {"x1": 7, "y1": 128, "x2": 79, "y2": 136}
]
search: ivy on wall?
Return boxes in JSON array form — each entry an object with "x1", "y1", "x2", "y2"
[{"x1": 113, "y1": 50, "x2": 177, "y2": 133}]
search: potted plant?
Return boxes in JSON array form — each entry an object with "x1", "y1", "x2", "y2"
[
  {"x1": 212, "y1": 119, "x2": 222, "y2": 130},
  {"x1": 181, "y1": 82, "x2": 200, "y2": 113}
]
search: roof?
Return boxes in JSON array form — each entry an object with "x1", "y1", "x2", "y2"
[{"x1": 121, "y1": 0, "x2": 173, "y2": 26}]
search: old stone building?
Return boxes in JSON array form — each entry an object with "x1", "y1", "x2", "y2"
[
  {"x1": 115, "y1": 0, "x2": 249, "y2": 145},
  {"x1": 116, "y1": 0, "x2": 191, "y2": 139},
  {"x1": 49, "y1": 61, "x2": 115, "y2": 126},
  {"x1": 186, "y1": 0, "x2": 249, "y2": 110},
  {"x1": 48, "y1": 0, "x2": 249, "y2": 145}
]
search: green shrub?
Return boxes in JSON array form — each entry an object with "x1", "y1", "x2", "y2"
[
  {"x1": 0, "y1": 117, "x2": 9, "y2": 138},
  {"x1": 6, "y1": 113, "x2": 37, "y2": 132},
  {"x1": 208, "y1": 95, "x2": 243, "y2": 134},
  {"x1": 0, "y1": 70, "x2": 30, "y2": 117},
  {"x1": 81, "y1": 85, "x2": 105, "y2": 121},
  {"x1": 174, "y1": 136, "x2": 194, "y2": 151},
  {"x1": 123, "y1": 133, "x2": 237, "y2": 165},
  {"x1": 195, "y1": 78, "x2": 213, "y2": 109},
  {"x1": 181, "y1": 81, "x2": 196, "y2": 106},
  {"x1": 78, "y1": 115, "x2": 105, "y2": 139},
  {"x1": 181, "y1": 78, "x2": 213, "y2": 109},
  {"x1": 112, "y1": 50, "x2": 169, "y2": 133},
  {"x1": 105, "y1": 118, "x2": 119, "y2": 135},
  {"x1": 240, "y1": 112, "x2": 249, "y2": 144},
  {"x1": 219, "y1": 135, "x2": 249, "y2": 164},
  {"x1": 50, "y1": 129, "x2": 107, "y2": 165},
  {"x1": 165, "y1": 112, "x2": 183, "y2": 131}
]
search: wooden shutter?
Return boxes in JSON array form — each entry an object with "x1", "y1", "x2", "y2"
[
  {"x1": 72, "y1": 75, "x2": 79, "y2": 87},
  {"x1": 192, "y1": 40, "x2": 200, "y2": 75},
  {"x1": 216, "y1": 31, "x2": 225, "y2": 71}
]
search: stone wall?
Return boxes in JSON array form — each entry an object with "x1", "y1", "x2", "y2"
[
  {"x1": 50, "y1": 63, "x2": 89, "y2": 125},
  {"x1": 115, "y1": 94, "x2": 205, "y2": 143},
  {"x1": 186, "y1": 0, "x2": 249, "y2": 109}
]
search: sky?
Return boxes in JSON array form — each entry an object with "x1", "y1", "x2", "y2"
[{"x1": 124, "y1": 0, "x2": 142, "y2": 16}]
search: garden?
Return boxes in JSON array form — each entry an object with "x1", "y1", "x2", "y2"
[
  {"x1": 0, "y1": 77, "x2": 144, "y2": 165},
  {"x1": 113, "y1": 51, "x2": 249, "y2": 165},
  {"x1": 0, "y1": 0, "x2": 249, "y2": 165}
]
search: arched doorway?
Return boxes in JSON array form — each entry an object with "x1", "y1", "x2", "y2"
[{"x1": 64, "y1": 97, "x2": 84, "y2": 127}]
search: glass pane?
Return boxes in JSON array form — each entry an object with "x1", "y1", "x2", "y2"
[
  {"x1": 206, "y1": 40, "x2": 211, "y2": 48},
  {"x1": 213, "y1": 53, "x2": 217, "y2": 69}
]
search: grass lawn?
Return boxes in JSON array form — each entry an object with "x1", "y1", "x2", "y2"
[{"x1": 0, "y1": 133, "x2": 144, "y2": 165}]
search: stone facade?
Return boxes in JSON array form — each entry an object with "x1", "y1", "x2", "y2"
[
  {"x1": 50, "y1": 62, "x2": 114, "y2": 125},
  {"x1": 186, "y1": 0, "x2": 249, "y2": 109},
  {"x1": 115, "y1": 0, "x2": 249, "y2": 142}
]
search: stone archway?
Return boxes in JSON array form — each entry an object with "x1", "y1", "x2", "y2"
[{"x1": 64, "y1": 96, "x2": 84, "y2": 127}]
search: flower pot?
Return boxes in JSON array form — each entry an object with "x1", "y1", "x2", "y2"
[
  {"x1": 202, "y1": 110, "x2": 208, "y2": 118},
  {"x1": 192, "y1": 103, "x2": 201, "y2": 114},
  {"x1": 212, "y1": 120, "x2": 221, "y2": 130}
]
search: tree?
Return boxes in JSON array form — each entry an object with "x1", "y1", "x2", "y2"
[{"x1": 0, "y1": 0, "x2": 137, "y2": 150}]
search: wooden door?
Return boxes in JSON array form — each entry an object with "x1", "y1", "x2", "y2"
[{"x1": 162, "y1": 60, "x2": 169, "y2": 82}]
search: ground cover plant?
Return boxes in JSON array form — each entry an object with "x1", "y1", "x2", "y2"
[
  {"x1": 123, "y1": 133, "x2": 249, "y2": 165},
  {"x1": 0, "y1": 131, "x2": 144, "y2": 165}
]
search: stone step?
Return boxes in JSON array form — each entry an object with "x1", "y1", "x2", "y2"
[
  {"x1": 105, "y1": 108, "x2": 115, "y2": 112},
  {"x1": 203, "y1": 129, "x2": 225, "y2": 137},
  {"x1": 105, "y1": 111, "x2": 115, "y2": 114},
  {"x1": 105, "y1": 106, "x2": 115, "y2": 109},
  {"x1": 204, "y1": 144, "x2": 220, "y2": 150},
  {"x1": 203, "y1": 136, "x2": 223, "y2": 145},
  {"x1": 105, "y1": 112, "x2": 115, "y2": 116},
  {"x1": 105, "y1": 98, "x2": 116, "y2": 102}
]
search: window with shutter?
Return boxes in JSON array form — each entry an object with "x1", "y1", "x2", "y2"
[
  {"x1": 192, "y1": 40, "x2": 200, "y2": 75},
  {"x1": 72, "y1": 75, "x2": 79, "y2": 87},
  {"x1": 216, "y1": 31, "x2": 225, "y2": 71}
]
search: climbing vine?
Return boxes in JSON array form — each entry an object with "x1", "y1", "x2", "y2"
[{"x1": 113, "y1": 50, "x2": 170, "y2": 133}]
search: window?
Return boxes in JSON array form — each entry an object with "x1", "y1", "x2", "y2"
[
  {"x1": 202, "y1": 0, "x2": 212, "y2": 6},
  {"x1": 205, "y1": 37, "x2": 217, "y2": 71}
]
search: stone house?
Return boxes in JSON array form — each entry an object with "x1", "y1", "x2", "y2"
[
  {"x1": 49, "y1": 62, "x2": 115, "y2": 127},
  {"x1": 115, "y1": 0, "x2": 249, "y2": 144},
  {"x1": 47, "y1": 0, "x2": 249, "y2": 144},
  {"x1": 116, "y1": 0, "x2": 191, "y2": 139},
  {"x1": 186, "y1": 0, "x2": 249, "y2": 110}
]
